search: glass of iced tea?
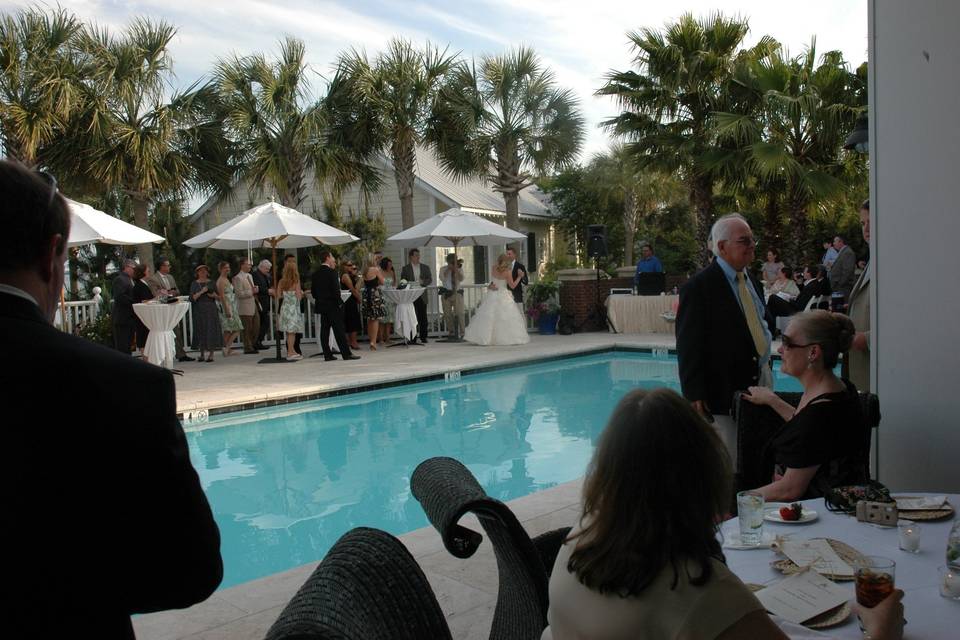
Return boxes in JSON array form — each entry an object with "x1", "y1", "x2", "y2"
[{"x1": 854, "y1": 556, "x2": 896, "y2": 608}]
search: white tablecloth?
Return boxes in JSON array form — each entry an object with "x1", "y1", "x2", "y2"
[
  {"x1": 134, "y1": 301, "x2": 189, "y2": 369},
  {"x1": 724, "y1": 493, "x2": 959, "y2": 638},
  {"x1": 605, "y1": 294, "x2": 678, "y2": 333},
  {"x1": 382, "y1": 287, "x2": 425, "y2": 341}
]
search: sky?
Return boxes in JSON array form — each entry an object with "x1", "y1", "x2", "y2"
[{"x1": 4, "y1": 0, "x2": 867, "y2": 161}]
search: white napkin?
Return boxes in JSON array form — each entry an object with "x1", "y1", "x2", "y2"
[{"x1": 895, "y1": 495, "x2": 947, "y2": 510}]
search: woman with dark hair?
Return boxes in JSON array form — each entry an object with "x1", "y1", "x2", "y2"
[
  {"x1": 745, "y1": 310, "x2": 869, "y2": 501},
  {"x1": 761, "y1": 249, "x2": 783, "y2": 288},
  {"x1": 379, "y1": 256, "x2": 397, "y2": 343},
  {"x1": 189, "y1": 265, "x2": 223, "y2": 362},
  {"x1": 544, "y1": 386, "x2": 904, "y2": 640},
  {"x1": 340, "y1": 260, "x2": 362, "y2": 350},
  {"x1": 767, "y1": 265, "x2": 800, "y2": 301}
]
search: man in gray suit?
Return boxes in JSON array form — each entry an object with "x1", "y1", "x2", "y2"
[
  {"x1": 400, "y1": 248, "x2": 432, "y2": 343},
  {"x1": 146, "y1": 256, "x2": 194, "y2": 361},
  {"x1": 112, "y1": 258, "x2": 137, "y2": 353},
  {"x1": 828, "y1": 234, "x2": 857, "y2": 301}
]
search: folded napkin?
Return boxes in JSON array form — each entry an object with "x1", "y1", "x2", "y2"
[{"x1": 895, "y1": 495, "x2": 947, "y2": 510}]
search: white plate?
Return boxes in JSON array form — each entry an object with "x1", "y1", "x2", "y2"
[{"x1": 764, "y1": 504, "x2": 819, "y2": 523}]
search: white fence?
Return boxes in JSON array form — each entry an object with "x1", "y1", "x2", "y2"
[{"x1": 60, "y1": 284, "x2": 534, "y2": 346}]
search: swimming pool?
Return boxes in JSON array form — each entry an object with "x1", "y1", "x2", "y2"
[{"x1": 188, "y1": 351, "x2": 802, "y2": 588}]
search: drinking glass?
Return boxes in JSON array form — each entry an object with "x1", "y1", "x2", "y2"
[
  {"x1": 854, "y1": 556, "x2": 896, "y2": 608},
  {"x1": 736, "y1": 490, "x2": 764, "y2": 546}
]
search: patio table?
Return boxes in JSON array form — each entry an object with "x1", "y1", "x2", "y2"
[
  {"x1": 724, "y1": 492, "x2": 959, "y2": 637},
  {"x1": 605, "y1": 293, "x2": 678, "y2": 333},
  {"x1": 382, "y1": 287, "x2": 425, "y2": 345},
  {"x1": 134, "y1": 300, "x2": 190, "y2": 369}
]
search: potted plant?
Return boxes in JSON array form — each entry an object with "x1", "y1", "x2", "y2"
[{"x1": 525, "y1": 281, "x2": 561, "y2": 335}]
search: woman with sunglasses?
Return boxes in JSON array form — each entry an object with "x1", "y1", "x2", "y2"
[
  {"x1": 743, "y1": 310, "x2": 869, "y2": 501},
  {"x1": 340, "y1": 261, "x2": 362, "y2": 350}
]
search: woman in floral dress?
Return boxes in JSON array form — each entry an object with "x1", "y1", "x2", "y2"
[
  {"x1": 361, "y1": 253, "x2": 385, "y2": 350},
  {"x1": 379, "y1": 256, "x2": 397, "y2": 344},
  {"x1": 217, "y1": 261, "x2": 242, "y2": 356},
  {"x1": 276, "y1": 262, "x2": 304, "y2": 360}
]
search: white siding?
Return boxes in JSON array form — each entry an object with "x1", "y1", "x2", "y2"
[{"x1": 871, "y1": 0, "x2": 960, "y2": 492}]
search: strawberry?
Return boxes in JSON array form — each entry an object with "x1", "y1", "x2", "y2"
[{"x1": 779, "y1": 503, "x2": 803, "y2": 521}]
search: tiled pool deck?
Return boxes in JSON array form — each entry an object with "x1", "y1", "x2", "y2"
[{"x1": 137, "y1": 332, "x2": 673, "y2": 639}]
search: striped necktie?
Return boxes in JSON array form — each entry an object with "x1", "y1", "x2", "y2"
[{"x1": 737, "y1": 272, "x2": 768, "y2": 357}]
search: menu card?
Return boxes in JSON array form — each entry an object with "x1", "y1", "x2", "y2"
[
  {"x1": 895, "y1": 495, "x2": 947, "y2": 510},
  {"x1": 780, "y1": 539, "x2": 854, "y2": 578},
  {"x1": 756, "y1": 570, "x2": 850, "y2": 624}
]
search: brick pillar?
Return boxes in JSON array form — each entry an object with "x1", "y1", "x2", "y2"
[{"x1": 557, "y1": 269, "x2": 633, "y2": 332}]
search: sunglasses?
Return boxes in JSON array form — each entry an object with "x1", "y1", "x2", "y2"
[
  {"x1": 781, "y1": 334, "x2": 817, "y2": 349},
  {"x1": 36, "y1": 170, "x2": 58, "y2": 206}
]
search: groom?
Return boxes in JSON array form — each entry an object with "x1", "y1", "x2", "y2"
[
  {"x1": 311, "y1": 251, "x2": 360, "y2": 361},
  {"x1": 506, "y1": 247, "x2": 528, "y2": 315}
]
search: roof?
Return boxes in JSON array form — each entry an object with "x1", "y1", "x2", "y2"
[
  {"x1": 189, "y1": 145, "x2": 553, "y2": 224},
  {"x1": 410, "y1": 146, "x2": 552, "y2": 220}
]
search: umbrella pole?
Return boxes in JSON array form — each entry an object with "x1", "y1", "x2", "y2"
[{"x1": 259, "y1": 240, "x2": 289, "y2": 364}]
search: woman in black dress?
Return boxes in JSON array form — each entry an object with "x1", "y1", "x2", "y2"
[
  {"x1": 744, "y1": 310, "x2": 868, "y2": 501},
  {"x1": 189, "y1": 264, "x2": 224, "y2": 362},
  {"x1": 131, "y1": 263, "x2": 154, "y2": 352},
  {"x1": 361, "y1": 254, "x2": 385, "y2": 350},
  {"x1": 340, "y1": 260, "x2": 362, "y2": 350}
]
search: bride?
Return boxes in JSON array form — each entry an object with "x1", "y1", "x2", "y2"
[{"x1": 465, "y1": 253, "x2": 531, "y2": 346}]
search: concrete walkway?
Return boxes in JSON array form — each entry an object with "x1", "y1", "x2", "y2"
[{"x1": 136, "y1": 332, "x2": 672, "y2": 639}]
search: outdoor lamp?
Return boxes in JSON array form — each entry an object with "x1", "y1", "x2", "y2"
[{"x1": 844, "y1": 115, "x2": 869, "y2": 153}]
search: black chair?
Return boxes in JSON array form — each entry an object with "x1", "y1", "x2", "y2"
[
  {"x1": 635, "y1": 272, "x2": 666, "y2": 295},
  {"x1": 732, "y1": 390, "x2": 881, "y2": 495},
  {"x1": 411, "y1": 456, "x2": 571, "y2": 640},
  {"x1": 264, "y1": 527, "x2": 453, "y2": 640}
]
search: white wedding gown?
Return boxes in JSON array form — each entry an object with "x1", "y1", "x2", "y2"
[{"x1": 465, "y1": 278, "x2": 531, "y2": 346}]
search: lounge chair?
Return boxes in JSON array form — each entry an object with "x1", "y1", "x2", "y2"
[
  {"x1": 264, "y1": 527, "x2": 453, "y2": 640},
  {"x1": 411, "y1": 456, "x2": 571, "y2": 640}
]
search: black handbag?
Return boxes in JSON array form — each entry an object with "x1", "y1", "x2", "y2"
[{"x1": 824, "y1": 480, "x2": 894, "y2": 513}]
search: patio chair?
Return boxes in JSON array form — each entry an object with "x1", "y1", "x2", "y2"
[
  {"x1": 411, "y1": 456, "x2": 572, "y2": 640},
  {"x1": 264, "y1": 527, "x2": 452, "y2": 640},
  {"x1": 732, "y1": 390, "x2": 881, "y2": 495}
]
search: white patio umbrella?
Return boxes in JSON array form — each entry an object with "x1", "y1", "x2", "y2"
[
  {"x1": 60, "y1": 199, "x2": 165, "y2": 331},
  {"x1": 387, "y1": 207, "x2": 527, "y2": 340},
  {"x1": 66, "y1": 199, "x2": 165, "y2": 247},
  {"x1": 184, "y1": 200, "x2": 359, "y2": 363},
  {"x1": 386, "y1": 206, "x2": 527, "y2": 249}
]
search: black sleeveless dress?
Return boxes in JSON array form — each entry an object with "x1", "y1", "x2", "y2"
[{"x1": 341, "y1": 275, "x2": 362, "y2": 333}]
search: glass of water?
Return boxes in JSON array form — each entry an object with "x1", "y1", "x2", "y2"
[{"x1": 737, "y1": 490, "x2": 765, "y2": 546}]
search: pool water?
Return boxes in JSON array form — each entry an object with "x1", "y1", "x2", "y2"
[{"x1": 189, "y1": 351, "x2": 802, "y2": 588}]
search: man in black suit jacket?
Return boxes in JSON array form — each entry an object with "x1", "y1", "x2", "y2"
[
  {"x1": 0, "y1": 161, "x2": 222, "y2": 639},
  {"x1": 112, "y1": 258, "x2": 137, "y2": 353},
  {"x1": 400, "y1": 247, "x2": 432, "y2": 343},
  {"x1": 311, "y1": 250, "x2": 359, "y2": 361},
  {"x1": 676, "y1": 213, "x2": 772, "y2": 467},
  {"x1": 252, "y1": 259, "x2": 273, "y2": 349},
  {"x1": 766, "y1": 264, "x2": 832, "y2": 333},
  {"x1": 505, "y1": 247, "x2": 529, "y2": 311}
]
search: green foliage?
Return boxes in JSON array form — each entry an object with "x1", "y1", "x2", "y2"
[
  {"x1": 540, "y1": 254, "x2": 579, "y2": 283},
  {"x1": 525, "y1": 281, "x2": 561, "y2": 320},
  {"x1": 75, "y1": 309, "x2": 112, "y2": 346}
]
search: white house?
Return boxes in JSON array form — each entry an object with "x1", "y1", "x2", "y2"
[{"x1": 188, "y1": 146, "x2": 563, "y2": 285}]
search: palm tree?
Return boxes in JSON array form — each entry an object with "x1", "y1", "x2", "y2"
[
  {"x1": 589, "y1": 146, "x2": 685, "y2": 265},
  {"x1": 598, "y1": 13, "x2": 750, "y2": 264},
  {"x1": 0, "y1": 6, "x2": 82, "y2": 168},
  {"x1": 711, "y1": 40, "x2": 861, "y2": 262},
  {"x1": 430, "y1": 47, "x2": 584, "y2": 247},
  {"x1": 336, "y1": 39, "x2": 457, "y2": 230},
  {"x1": 48, "y1": 18, "x2": 232, "y2": 268}
]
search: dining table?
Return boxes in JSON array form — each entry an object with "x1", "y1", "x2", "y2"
[
  {"x1": 723, "y1": 492, "x2": 959, "y2": 638},
  {"x1": 133, "y1": 300, "x2": 190, "y2": 369},
  {"x1": 381, "y1": 287, "x2": 425, "y2": 345},
  {"x1": 605, "y1": 293, "x2": 678, "y2": 333}
]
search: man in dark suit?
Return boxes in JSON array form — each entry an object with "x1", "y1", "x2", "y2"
[
  {"x1": 676, "y1": 213, "x2": 772, "y2": 467},
  {"x1": 766, "y1": 264, "x2": 832, "y2": 333},
  {"x1": 0, "y1": 161, "x2": 222, "y2": 638},
  {"x1": 251, "y1": 259, "x2": 273, "y2": 350},
  {"x1": 505, "y1": 247, "x2": 529, "y2": 313},
  {"x1": 400, "y1": 247, "x2": 432, "y2": 343},
  {"x1": 311, "y1": 250, "x2": 360, "y2": 361},
  {"x1": 828, "y1": 234, "x2": 857, "y2": 302},
  {"x1": 111, "y1": 258, "x2": 137, "y2": 353}
]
